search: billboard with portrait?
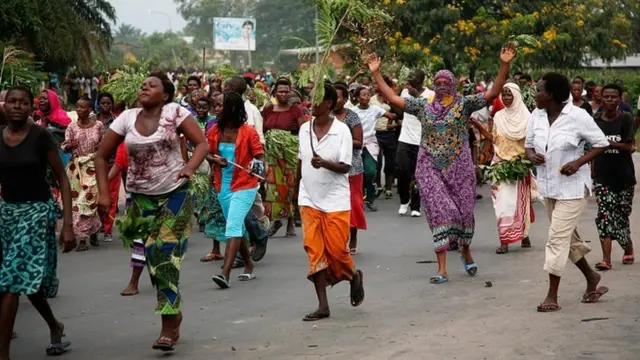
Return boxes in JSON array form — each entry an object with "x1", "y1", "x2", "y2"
[{"x1": 213, "y1": 17, "x2": 256, "y2": 51}]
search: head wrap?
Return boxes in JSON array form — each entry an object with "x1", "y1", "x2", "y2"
[
  {"x1": 34, "y1": 89, "x2": 71, "y2": 127},
  {"x1": 427, "y1": 70, "x2": 460, "y2": 120},
  {"x1": 493, "y1": 83, "x2": 530, "y2": 141}
]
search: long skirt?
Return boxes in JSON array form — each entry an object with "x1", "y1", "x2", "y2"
[
  {"x1": 120, "y1": 184, "x2": 193, "y2": 315},
  {"x1": 300, "y1": 206, "x2": 354, "y2": 285},
  {"x1": 67, "y1": 154, "x2": 102, "y2": 238},
  {"x1": 263, "y1": 130, "x2": 299, "y2": 221},
  {"x1": 0, "y1": 199, "x2": 60, "y2": 297},
  {"x1": 415, "y1": 147, "x2": 476, "y2": 253},
  {"x1": 202, "y1": 185, "x2": 227, "y2": 242},
  {"x1": 349, "y1": 174, "x2": 367, "y2": 230},
  {"x1": 594, "y1": 183, "x2": 634, "y2": 249},
  {"x1": 491, "y1": 175, "x2": 534, "y2": 244}
]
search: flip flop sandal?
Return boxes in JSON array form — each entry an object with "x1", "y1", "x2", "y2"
[
  {"x1": 285, "y1": 231, "x2": 297, "y2": 238},
  {"x1": 622, "y1": 254, "x2": 635, "y2": 265},
  {"x1": 460, "y1": 256, "x2": 478, "y2": 276},
  {"x1": 350, "y1": 270, "x2": 364, "y2": 307},
  {"x1": 120, "y1": 289, "x2": 139, "y2": 296},
  {"x1": 46, "y1": 341, "x2": 71, "y2": 356},
  {"x1": 252, "y1": 244, "x2": 267, "y2": 262},
  {"x1": 495, "y1": 246, "x2": 509, "y2": 254},
  {"x1": 268, "y1": 220, "x2": 283, "y2": 237},
  {"x1": 537, "y1": 303, "x2": 562, "y2": 312},
  {"x1": 152, "y1": 336, "x2": 174, "y2": 352},
  {"x1": 595, "y1": 261, "x2": 612, "y2": 271},
  {"x1": 429, "y1": 275, "x2": 449, "y2": 284},
  {"x1": 200, "y1": 253, "x2": 223, "y2": 262},
  {"x1": 238, "y1": 273, "x2": 256, "y2": 281},
  {"x1": 582, "y1": 286, "x2": 609, "y2": 304},
  {"x1": 350, "y1": 248, "x2": 358, "y2": 256},
  {"x1": 303, "y1": 311, "x2": 330, "y2": 322},
  {"x1": 212, "y1": 274, "x2": 230, "y2": 289}
]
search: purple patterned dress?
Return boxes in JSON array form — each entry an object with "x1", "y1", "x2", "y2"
[{"x1": 404, "y1": 94, "x2": 487, "y2": 252}]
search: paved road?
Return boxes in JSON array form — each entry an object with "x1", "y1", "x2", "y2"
[{"x1": 12, "y1": 158, "x2": 640, "y2": 360}]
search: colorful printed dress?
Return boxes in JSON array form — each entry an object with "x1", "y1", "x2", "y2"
[
  {"x1": 405, "y1": 94, "x2": 487, "y2": 252},
  {"x1": 62, "y1": 121, "x2": 104, "y2": 239}
]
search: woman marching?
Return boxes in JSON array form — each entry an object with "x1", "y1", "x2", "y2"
[
  {"x1": 470, "y1": 83, "x2": 534, "y2": 254},
  {"x1": 208, "y1": 92, "x2": 264, "y2": 288},
  {"x1": 262, "y1": 78, "x2": 305, "y2": 237},
  {"x1": 367, "y1": 45, "x2": 516, "y2": 284},
  {"x1": 333, "y1": 82, "x2": 366, "y2": 255},
  {"x1": 96, "y1": 73, "x2": 208, "y2": 351},
  {"x1": 95, "y1": 93, "x2": 119, "y2": 242},
  {"x1": 592, "y1": 84, "x2": 636, "y2": 270},
  {"x1": 0, "y1": 86, "x2": 76, "y2": 359},
  {"x1": 62, "y1": 96, "x2": 104, "y2": 250}
]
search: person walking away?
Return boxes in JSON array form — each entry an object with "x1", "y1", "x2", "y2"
[
  {"x1": 396, "y1": 70, "x2": 434, "y2": 217},
  {"x1": 297, "y1": 83, "x2": 364, "y2": 321},
  {"x1": 333, "y1": 82, "x2": 366, "y2": 255},
  {"x1": 262, "y1": 78, "x2": 305, "y2": 237},
  {"x1": 351, "y1": 87, "x2": 396, "y2": 212},
  {"x1": 208, "y1": 92, "x2": 264, "y2": 289},
  {"x1": 524, "y1": 73, "x2": 610, "y2": 312},
  {"x1": 592, "y1": 84, "x2": 636, "y2": 270},
  {"x1": 371, "y1": 75, "x2": 400, "y2": 199},
  {"x1": 0, "y1": 86, "x2": 76, "y2": 359},
  {"x1": 61, "y1": 96, "x2": 103, "y2": 251},
  {"x1": 368, "y1": 45, "x2": 515, "y2": 284},
  {"x1": 96, "y1": 73, "x2": 208, "y2": 351},
  {"x1": 470, "y1": 83, "x2": 534, "y2": 254}
]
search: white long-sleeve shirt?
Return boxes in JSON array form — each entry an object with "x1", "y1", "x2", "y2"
[{"x1": 244, "y1": 100, "x2": 264, "y2": 144}]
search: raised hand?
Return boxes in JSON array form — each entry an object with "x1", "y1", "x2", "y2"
[
  {"x1": 500, "y1": 43, "x2": 517, "y2": 63},
  {"x1": 366, "y1": 53, "x2": 382, "y2": 73}
]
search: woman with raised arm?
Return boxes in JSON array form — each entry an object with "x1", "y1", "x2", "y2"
[
  {"x1": 367, "y1": 45, "x2": 516, "y2": 284},
  {"x1": 95, "y1": 72, "x2": 208, "y2": 352}
]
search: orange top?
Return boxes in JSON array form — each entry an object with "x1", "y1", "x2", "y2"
[{"x1": 207, "y1": 123, "x2": 264, "y2": 192}]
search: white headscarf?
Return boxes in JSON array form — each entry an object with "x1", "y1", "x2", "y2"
[{"x1": 493, "y1": 83, "x2": 530, "y2": 141}]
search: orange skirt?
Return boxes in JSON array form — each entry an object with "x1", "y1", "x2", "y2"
[
  {"x1": 300, "y1": 206, "x2": 355, "y2": 285},
  {"x1": 349, "y1": 174, "x2": 367, "y2": 230}
]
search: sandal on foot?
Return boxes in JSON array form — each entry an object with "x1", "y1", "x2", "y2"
[
  {"x1": 350, "y1": 270, "x2": 365, "y2": 307},
  {"x1": 285, "y1": 231, "x2": 297, "y2": 238},
  {"x1": 521, "y1": 237, "x2": 532, "y2": 248},
  {"x1": 595, "y1": 261, "x2": 612, "y2": 271},
  {"x1": 303, "y1": 310, "x2": 330, "y2": 321},
  {"x1": 75, "y1": 241, "x2": 89, "y2": 252},
  {"x1": 582, "y1": 286, "x2": 609, "y2": 304},
  {"x1": 46, "y1": 341, "x2": 71, "y2": 356},
  {"x1": 268, "y1": 220, "x2": 283, "y2": 237},
  {"x1": 238, "y1": 273, "x2": 256, "y2": 281},
  {"x1": 349, "y1": 248, "x2": 358, "y2": 256},
  {"x1": 152, "y1": 336, "x2": 174, "y2": 352},
  {"x1": 212, "y1": 274, "x2": 230, "y2": 289},
  {"x1": 537, "y1": 303, "x2": 562, "y2": 312},
  {"x1": 622, "y1": 254, "x2": 635, "y2": 265},
  {"x1": 429, "y1": 275, "x2": 449, "y2": 284},
  {"x1": 200, "y1": 253, "x2": 224, "y2": 262},
  {"x1": 495, "y1": 246, "x2": 509, "y2": 254},
  {"x1": 252, "y1": 244, "x2": 267, "y2": 262},
  {"x1": 460, "y1": 256, "x2": 478, "y2": 276}
]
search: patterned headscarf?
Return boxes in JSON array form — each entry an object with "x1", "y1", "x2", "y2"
[{"x1": 427, "y1": 70, "x2": 460, "y2": 120}]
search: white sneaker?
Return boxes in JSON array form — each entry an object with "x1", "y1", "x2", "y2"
[
  {"x1": 398, "y1": 204, "x2": 409, "y2": 216},
  {"x1": 103, "y1": 235, "x2": 114, "y2": 243},
  {"x1": 411, "y1": 210, "x2": 421, "y2": 217}
]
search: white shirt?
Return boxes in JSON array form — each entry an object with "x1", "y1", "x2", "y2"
[
  {"x1": 351, "y1": 105, "x2": 385, "y2": 158},
  {"x1": 399, "y1": 88, "x2": 434, "y2": 145},
  {"x1": 298, "y1": 119, "x2": 353, "y2": 212},
  {"x1": 525, "y1": 104, "x2": 609, "y2": 200},
  {"x1": 244, "y1": 100, "x2": 264, "y2": 144}
]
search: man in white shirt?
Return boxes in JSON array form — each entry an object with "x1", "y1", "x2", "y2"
[
  {"x1": 396, "y1": 69, "x2": 434, "y2": 217},
  {"x1": 524, "y1": 72, "x2": 610, "y2": 313},
  {"x1": 297, "y1": 83, "x2": 364, "y2": 321}
]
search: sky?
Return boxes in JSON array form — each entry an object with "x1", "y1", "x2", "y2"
[{"x1": 109, "y1": 0, "x2": 187, "y2": 34}]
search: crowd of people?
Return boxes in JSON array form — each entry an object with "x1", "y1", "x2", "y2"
[{"x1": 0, "y1": 44, "x2": 637, "y2": 358}]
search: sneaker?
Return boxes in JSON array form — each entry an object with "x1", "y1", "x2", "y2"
[
  {"x1": 385, "y1": 190, "x2": 393, "y2": 199},
  {"x1": 375, "y1": 187, "x2": 384, "y2": 198},
  {"x1": 365, "y1": 201, "x2": 378, "y2": 212},
  {"x1": 103, "y1": 234, "x2": 114, "y2": 243},
  {"x1": 411, "y1": 210, "x2": 421, "y2": 217},
  {"x1": 398, "y1": 204, "x2": 409, "y2": 216}
]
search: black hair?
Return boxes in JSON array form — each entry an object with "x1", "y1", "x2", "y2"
[
  {"x1": 409, "y1": 69, "x2": 426, "y2": 85},
  {"x1": 541, "y1": 72, "x2": 571, "y2": 105},
  {"x1": 217, "y1": 91, "x2": 247, "y2": 133},
  {"x1": 520, "y1": 74, "x2": 532, "y2": 82},
  {"x1": 381, "y1": 75, "x2": 393, "y2": 87},
  {"x1": 275, "y1": 78, "x2": 292, "y2": 89},
  {"x1": 197, "y1": 96, "x2": 212, "y2": 107},
  {"x1": 333, "y1": 82, "x2": 349, "y2": 97},
  {"x1": 187, "y1": 75, "x2": 201, "y2": 87},
  {"x1": 115, "y1": 100, "x2": 127, "y2": 110},
  {"x1": 149, "y1": 72, "x2": 176, "y2": 104},
  {"x1": 573, "y1": 76, "x2": 585, "y2": 84},
  {"x1": 323, "y1": 83, "x2": 338, "y2": 111},
  {"x1": 602, "y1": 83, "x2": 623, "y2": 97},
  {"x1": 354, "y1": 86, "x2": 370, "y2": 99},
  {"x1": 362, "y1": 75, "x2": 371, "y2": 81},
  {"x1": 77, "y1": 95, "x2": 92, "y2": 104},
  {"x1": 97, "y1": 92, "x2": 114, "y2": 104},
  {"x1": 513, "y1": 71, "x2": 523, "y2": 77},
  {"x1": 226, "y1": 76, "x2": 248, "y2": 95},
  {"x1": 242, "y1": 20, "x2": 254, "y2": 30},
  {"x1": 6, "y1": 85, "x2": 34, "y2": 106},
  {"x1": 571, "y1": 79, "x2": 584, "y2": 89}
]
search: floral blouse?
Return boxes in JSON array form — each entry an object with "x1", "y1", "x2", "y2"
[{"x1": 404, "y1": 94, "x2": 487, "y2": 171}]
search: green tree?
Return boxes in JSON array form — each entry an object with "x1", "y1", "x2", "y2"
[{"x1": 0, "y1": 0, "x2": 116, "y2": 72}]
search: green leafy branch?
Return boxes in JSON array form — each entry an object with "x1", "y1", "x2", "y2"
[{"x1": 479, "y1": 155, "x2": 534, "y2": 184}]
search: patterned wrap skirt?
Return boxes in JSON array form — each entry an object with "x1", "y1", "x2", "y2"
[
  {"x1": 0, "y1": 199, "x2": 60, "y2": 297},
  {"x1": 594, "y1": 183, "x2": 634, "y2": 249}
]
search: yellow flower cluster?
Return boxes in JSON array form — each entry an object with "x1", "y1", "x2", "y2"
[
  {"x1": 396, "y1": 0, "x2": 406, "y2": 4},
  {"x1": 577, "y1": 20, "x2": 584, "y2": 27},
  {"x1": 464, "y1": 46, "x2": 481, "y2": 61},
  {"x1": 543, "y1": 27, "x2": 557, "y2": 42},
  {"x1": 383, "y1": 0, "x2": 390, "y2": 4},
  {"x1": 611, "y1": 39, "x2": 628, "y2": 49},
  {"x1": 532, "y1": 11, "x2": 540, "y2": 19},
  {"x1": 456, "y1": 20, "x2": 477, "y2": 36},
  {"x1": 522, "y1": 47, "x2": 535, "y2": 55},
  {"x1": 429, "y1": 34, "x2": 441, "y2": 46}
]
